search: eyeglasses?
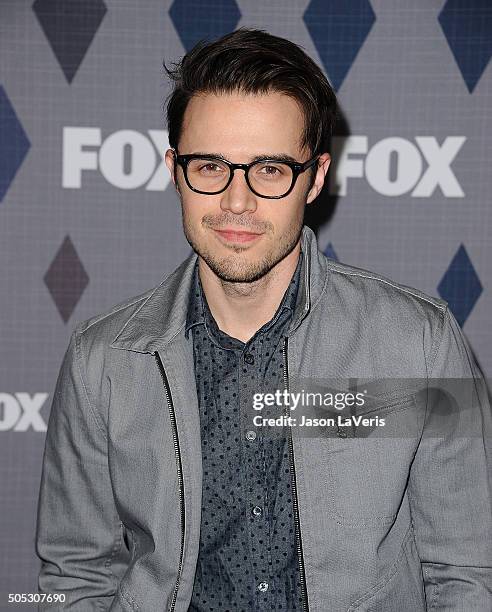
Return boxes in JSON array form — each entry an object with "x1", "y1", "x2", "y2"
[{"x1": 172, "y1": 149, "x2": 319, "y2": 199}]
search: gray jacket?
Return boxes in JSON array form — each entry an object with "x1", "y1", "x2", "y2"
[{"x1": 36, "y1": 225, "x2": 492, "y2": 611}]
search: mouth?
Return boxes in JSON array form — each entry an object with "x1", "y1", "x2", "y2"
[{"x1": 212, "y1": 228, "x2": 264, "y2": 244}]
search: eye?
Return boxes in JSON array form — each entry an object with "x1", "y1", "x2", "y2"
[
  {"x1": 199, "y1": 162, "x2": 223, "y2": 174},
  {"x1": 262, "y1": 165, "x2": 281, "y2": 175},
  {"x1": 189, "y1": 158, "x2": 228, "y2": 175},
  {"x1": 256, "y1": 163, "x2": 285, "y2": 176}
]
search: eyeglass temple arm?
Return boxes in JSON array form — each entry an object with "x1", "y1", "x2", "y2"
[{"x1": 171, "y1": 148, "x2": 179, "y2": 184}]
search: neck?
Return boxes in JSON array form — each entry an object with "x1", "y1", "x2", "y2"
[{"x1": 198, "y1": 242, "x2": 301, "y2": 343}]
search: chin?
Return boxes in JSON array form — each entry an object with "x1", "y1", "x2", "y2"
[{"x1": 202, "y1": 252, "x2": 276, "y2": 283}]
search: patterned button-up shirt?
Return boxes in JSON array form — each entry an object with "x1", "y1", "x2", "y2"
[{"x1": 186, "y1": 250, "x2": 304, "y2": 612}]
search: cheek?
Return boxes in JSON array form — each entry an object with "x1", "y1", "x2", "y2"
[
  {"x1": 182, "y1": 195, "x2": 201, "y2": 217},
  {"x1": 270, "y1": 197, "x2": 304, "y2": 224},
  {"x1": 181, "y1": 199, "x2": 201, "y2": 231},
  {"x1": 181, "y1": 197, "x2": 215, "y2": 229}
]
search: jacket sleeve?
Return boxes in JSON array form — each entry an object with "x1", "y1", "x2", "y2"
[
  {"x1": 35, "y1": 327, "x2": 131, "y2": 610},
  {"x1": 408, "y1": 306, "x2": 492, "y2": 610}
]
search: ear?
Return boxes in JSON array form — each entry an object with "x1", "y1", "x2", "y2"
[
  {"x1": 306, "y1": 153, "x2": 331, "y2": 204},
  {"x1": 164, "y1": 148, "x2": 180, "y2": 193}
]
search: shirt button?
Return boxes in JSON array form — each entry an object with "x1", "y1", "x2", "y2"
[
  {"x1": 244, "y1": 353, "x2": 255, "y2": 365},
  {"x1": 245, "y1": 430, "x2": 257, "y2": 441},
  {"x1": 252, "y1": 505, "x2": 263, "y2": 517},
  {"x1": 257, "y1": 581, "x2": 269, "y2": 592}
]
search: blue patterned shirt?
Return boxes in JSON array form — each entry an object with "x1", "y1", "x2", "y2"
[{"x1": 186, "y1": 251, "x2": 304, "y2": 612}]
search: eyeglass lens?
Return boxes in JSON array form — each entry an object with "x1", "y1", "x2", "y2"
[{"x1": 186, "y1": 158, "x2": 294, "y2": 197}]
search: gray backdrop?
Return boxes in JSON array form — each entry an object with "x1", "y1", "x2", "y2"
[{"x1": 1, "y1": 0, "x2": 491, "y2": 607}]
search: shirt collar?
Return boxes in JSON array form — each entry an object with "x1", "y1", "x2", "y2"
[{"x1": 185, "y1": 248, "x2": 304, "y2": 340}]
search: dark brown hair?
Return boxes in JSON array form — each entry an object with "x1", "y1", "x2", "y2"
[{"x1": 163, "y1": 28, "x2": 338, "y2": 157}]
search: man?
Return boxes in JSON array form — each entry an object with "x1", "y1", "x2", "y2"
[{"x1": 36, "y1": 28, "x2": 491, "y2": 611}]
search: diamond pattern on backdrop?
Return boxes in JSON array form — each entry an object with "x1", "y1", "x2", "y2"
[
  {"x1": 438, "y1": 0, "x2": 492, "y2": 93},
  {"x1": 44, "y1": 236, "x2": 89, "y2": 323},
  {"x1": 169, "y1": 0, "x2": 241, "y2": 52},
  {"x1": 303, "y1": 0, "x2": 376, "y2": 91},
  {"x1": 32, "y1": 0, "x2": 107, "y2": 84},
  {"x1": 437, "y1": 244, "x2": 483, "y2": 327},
  {"x1": 323, "y1": 242, "x2": 339, "y2": 261},
  {"x1": 0, "y1": 86, "x2": 30, "y2": 203}
]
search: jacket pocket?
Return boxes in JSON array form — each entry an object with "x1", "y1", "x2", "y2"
[
  {"x1": 347, "y1": 527, "x2": 426, "y2": 611},
  {"x1": 324, "y1": 395, "x2": 420, "y2": 525}
]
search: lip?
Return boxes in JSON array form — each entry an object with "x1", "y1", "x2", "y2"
[{"x1": 213, "y1": 228, "x2": 263, "y2": 243}]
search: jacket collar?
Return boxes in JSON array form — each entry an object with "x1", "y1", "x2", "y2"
[{"x1": 110, "y1": 224, "x2": 328, "y2": 353}]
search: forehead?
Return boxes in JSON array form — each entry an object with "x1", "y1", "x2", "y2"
[{"x1": 179, "y1": 91, "x2": 306, "y2": 159}]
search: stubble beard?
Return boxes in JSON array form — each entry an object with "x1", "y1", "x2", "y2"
[{"x1": 182, "y1": 209, "x2": 304, "y2": 284}]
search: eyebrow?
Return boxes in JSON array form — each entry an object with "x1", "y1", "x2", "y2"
[{"x1": 189, "y1": 151, "x2": 299, "y2": 164}]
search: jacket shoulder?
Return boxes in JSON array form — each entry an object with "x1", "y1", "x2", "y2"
[
  {"x1": 324, "y1": 256, "x2": 448, "y2": 316},
  {"x1": 321, "y1": 257, "x2": 450, "y2": 375},
  {"x1": 81, "y1": 286, "x2": 154, "y2": 330},
  {"x1": 74, "y1": 278, "x2": 165, "y2": 348}
]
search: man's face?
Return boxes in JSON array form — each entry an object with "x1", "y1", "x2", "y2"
[{"x1": 165, "y1": 91, "x2": 330, "y2": 283}]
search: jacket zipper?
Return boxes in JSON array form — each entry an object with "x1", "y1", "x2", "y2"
[
  {"x1": 282, "y1": 337, "x2": 309, "y2": 612},
  {"x1": 155, "y1": 352, "x2": 185, "y2": 612}
]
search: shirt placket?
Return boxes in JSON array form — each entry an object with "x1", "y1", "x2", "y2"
[{"x1": 238, "y1": 335, "x2": 275, "y2": 609}]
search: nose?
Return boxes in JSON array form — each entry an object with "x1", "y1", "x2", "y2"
[{"x1": 219, "y1": 168, "x2": 258, "y2": 215}]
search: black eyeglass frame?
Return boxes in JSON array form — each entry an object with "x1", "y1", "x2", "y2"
[{"x1": 172, "y1": 149, "x2": 319, "y2": 199}]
